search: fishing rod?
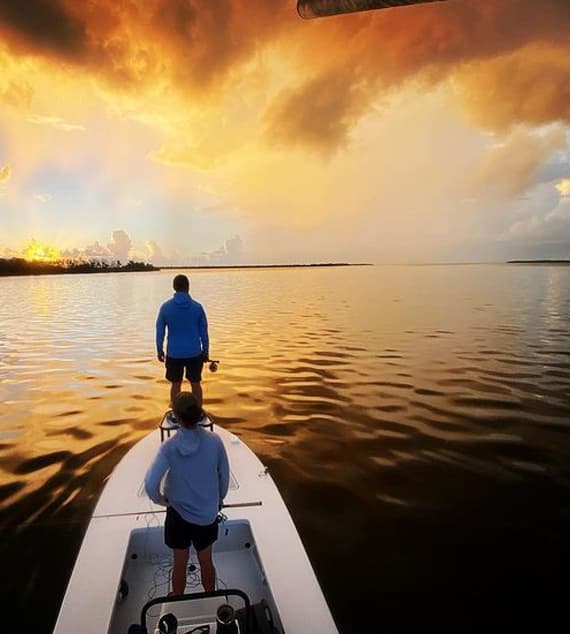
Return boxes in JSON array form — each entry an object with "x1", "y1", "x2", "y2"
[{"x1": 94, "y1": 502, "x2": 263, "y2": 520}]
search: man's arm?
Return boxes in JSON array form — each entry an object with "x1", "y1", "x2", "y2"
[
  {"x1": 217, "y1": 439, "x2": 230, "y2": 507},
  {"x1": 144, "y1": 445, "x2": 169, "y2": 506},
  {"x1": 199, "y1": 306, "x2": 210, "y2": 360},
  {"x1": 156, "y1": 305, "x2": 166, "y2": 362}
]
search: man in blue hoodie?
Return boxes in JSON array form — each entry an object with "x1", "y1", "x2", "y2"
[
  {"x1": 156, "y1": 274, "x2": 210, "y2": 408},
  {"x1": 145, "y1": 392, "x2": 230, "y2": 595}
]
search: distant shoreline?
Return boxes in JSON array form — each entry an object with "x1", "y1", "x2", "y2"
[
  {"x1": 0, "y1": 259, "x2": 372, "y2": 277},
  {"x1": 159, "y1": 262, "x2": 373, "y2": 270},
  {"x1": 3, "y1": 259, "x2": 569, "y2": 277},
  {"x1": 507, "y1": 260, "x2": 570, "y2": 265}
]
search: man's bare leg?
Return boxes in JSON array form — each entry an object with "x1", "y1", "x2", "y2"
[
  {"x1": 190, "y1": 381, "x2": 203, "y2": 409},
  {"x1": 171, "y1": 548, "x2": 189, "y2": 595},
  {"x1": 197, "y1": 545, "x2": 216, "y2": 592},
  {"x1": 170, "y1": 381, "x2": 182, "y2": 408}
]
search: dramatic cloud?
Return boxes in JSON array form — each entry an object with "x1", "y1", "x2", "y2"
[
  {"x1": 509, "y1": 198, "x2": 570, "y2": 247},
  {"x1": 471, "y1": 127, "x2": 568, "y2": 197},
  {"x1": 0, "y1": 0, "x2": 568, "y2": 156},
  {"x1": 0, "y1": 0, "x2": 87, "y2": 58},
  {"x1": 263, "y1": 68, "x2": 373, "y2": 154},
  {"x1": 263, "y1": 0, "x2": 570, "y2": 151},
  {"x1": 535, "y1": 154, "x2": 570, "y2": 188},
  {"x1": 1, "y1": 1, "x2": 569, "y2": 264},
  {"x1": 84, "y1": 240, "x2": 112, "y2": 258},
  {"x1": 181, "y1": 235, "x2": 245, "y2": 266},
  {"x1": 107, "y1": 230, "x2": 132, "y2": 263},
  {"x1": 0, "y1": 0, "x2": 293, "y2": 98},
  {"x1": 203, "y1": 234, "x2": 243, "y2": 264},
  {"x1": 146, "y1": 240, "x2": 166, "y2": 264},
  {"x1": 457, "y1": 44, "x2": 570, "y2": 132}
]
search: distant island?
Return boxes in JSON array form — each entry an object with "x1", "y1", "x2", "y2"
[
  {"x1": 0, "y1": 257, "x2": 158, "y2": 277},
  {"x1": 507, "y1": 260, "x2": 570, "y2": 265}
]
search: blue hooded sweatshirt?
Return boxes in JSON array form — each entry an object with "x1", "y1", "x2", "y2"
[
  {"x1": 144, "y1": 427, "x2": 230, "y2": 525},
  {"x1": 156, "y1": 291, "x2": 209, "y2": 359}
]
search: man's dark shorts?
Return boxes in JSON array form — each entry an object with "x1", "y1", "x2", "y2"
[
  {"x1": 165, "y1": 506, "x2": 218, "y2": 551},
  {"x1": 165, "y1": 355, "x2": 203, "y2": 383}
]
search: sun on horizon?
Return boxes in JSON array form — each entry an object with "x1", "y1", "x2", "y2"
[{"x1": 21, "y1": 239, "x2": 62, "y2": 263}]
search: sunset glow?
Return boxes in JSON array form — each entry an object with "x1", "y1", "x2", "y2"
[
  {"x1": 0, "y1": 1, "x2": 569, "y2": 264},
  {"x1": 22, "y1": 239, "x2": 61, "y2": 263}
]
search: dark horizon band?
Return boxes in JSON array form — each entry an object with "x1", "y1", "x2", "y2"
[{"x1": 297, "y1": 0, "x2": 447, "y2": 19}]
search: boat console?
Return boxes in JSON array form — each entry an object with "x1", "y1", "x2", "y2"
[{"x1": 127, "y1": 588, "x2": 278, "y2": 633}]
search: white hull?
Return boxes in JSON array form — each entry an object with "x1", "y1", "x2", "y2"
[{"x1": 53, "y1": 422, "x2": 338, "y2": 633}]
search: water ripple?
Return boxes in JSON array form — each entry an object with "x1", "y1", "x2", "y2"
[{"x1": 1, "y1": 266, "x2": 570, "y2": 632}]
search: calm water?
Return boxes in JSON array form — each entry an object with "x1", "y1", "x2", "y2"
[{"x1": 1, "y1": 265, "x2": 570, "y2": 633}]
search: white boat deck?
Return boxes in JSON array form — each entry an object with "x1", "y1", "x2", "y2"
[
  {"x1": 110, "y1": 519, "x2": 278, "y2": 633},
  {"x1": 53, "y1": 423, "x2": 338, "y2": 634}
]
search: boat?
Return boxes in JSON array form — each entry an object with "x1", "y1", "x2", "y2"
[{"x1": 53, "y1": 412, "x2": 338, "y2": 633}]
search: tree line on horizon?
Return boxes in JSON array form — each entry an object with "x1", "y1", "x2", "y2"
[{"x1": 0, "y1": 257, "x2": 158, "y2": 276}]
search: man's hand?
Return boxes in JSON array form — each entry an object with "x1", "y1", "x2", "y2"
[
  {"x1": 202, "y1": 352, "x2": 210, "y2": 363},
  {"x1": 158, "y1": 351, "x2": 165, "y2": 363}
]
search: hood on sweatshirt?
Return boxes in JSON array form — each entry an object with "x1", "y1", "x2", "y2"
[
  {"x1": 172, "y1": 427, "x2": 202, "y2": 456},
  {"x1": 173, "y1": 292, "x2": 193, "y2": 308}
]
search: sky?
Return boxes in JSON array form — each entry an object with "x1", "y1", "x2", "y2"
[{"x1": 0, "y1": 0, "x2": 569, "y2": 265}]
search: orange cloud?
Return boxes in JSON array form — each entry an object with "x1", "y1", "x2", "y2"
[
  {"x1": 0, "y1": 0, "x2": 568, "y2": 158},
  {"x1": 471, "y1": 127, "x2": 567, "y2": 198},
  {"x1": 457, "y1": 43, "x2": 570, "y2": 131},
  {"x1": 1, "y1": 1, "x2": 295, "y2": 99},
  {"x1": 263, "y1": 68, "x2": 374, "y2": 154},
  {"x1": 263, "y1": 0, "x2": 570, "y2": 151},
  {"x1": 0, "y1": 1, "x2": 87, "y2": 59}
]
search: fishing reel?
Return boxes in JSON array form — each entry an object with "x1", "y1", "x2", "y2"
[
  {"x1": 208, "y1": 359, "x2": 220, "y2": 373},
  {"x1": 215, "y1": 604, "x2": 238, "y2": 633},
  {"x1": 158, "y1": 613, "x2": 178, "y2": 634}
]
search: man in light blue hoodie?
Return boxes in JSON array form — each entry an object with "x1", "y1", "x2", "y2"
[
  {"x1": 145, "y1": 392, "x2": 230, "y2": 595},
  {"x1": 156, "y1": 274, "x2": 210, "y2": 408}
]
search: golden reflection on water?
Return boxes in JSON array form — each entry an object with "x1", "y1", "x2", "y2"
[
  {"x1": 1, "y1": 265, "x2": 570, "y2": 499},
  {"x1": 30, "y1": 276, "x2": 54, "y2": 319},
  {"x1": 1, "y1": 265, "x2": 570, "y2": 632}
]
